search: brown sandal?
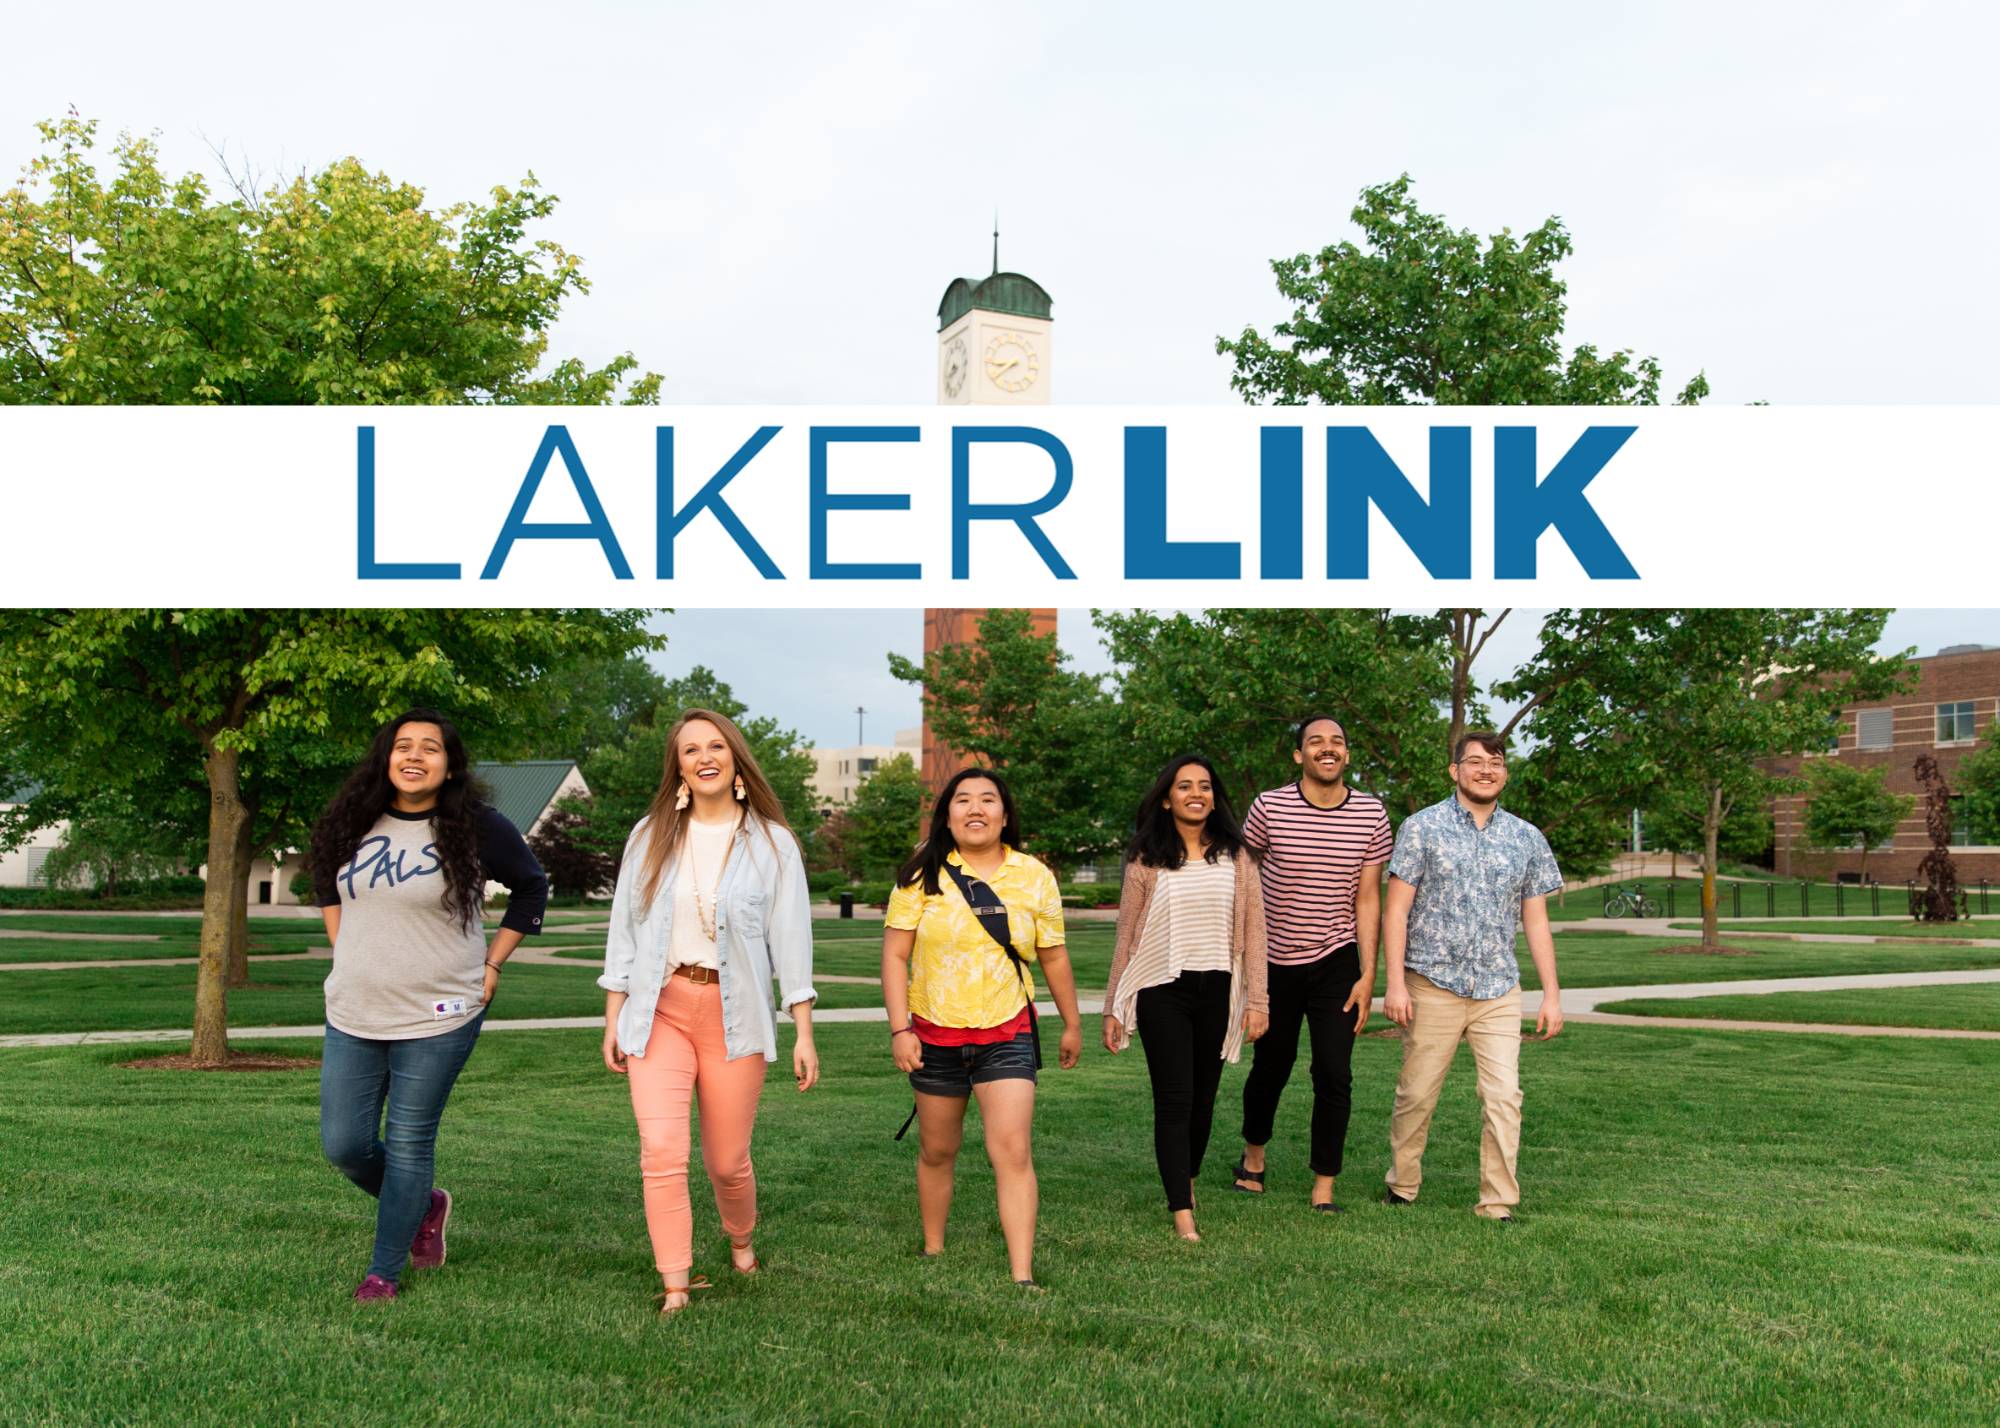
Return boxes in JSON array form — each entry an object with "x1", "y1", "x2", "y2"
[{"x1": 655, "y1": 1274, "x2": 713, "y2": 1315}]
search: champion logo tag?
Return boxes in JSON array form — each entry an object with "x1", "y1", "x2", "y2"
[{"x1": 433, "y1": 998, "x2": 468, "y2": 1019}]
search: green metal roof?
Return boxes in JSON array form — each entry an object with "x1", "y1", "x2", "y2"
[
  {"x1": 938, "y1": 271, "x2": 1053, "y2": 331},
  {"x1": 473, "y1": 760, "x2": 581, "y2": 834}
]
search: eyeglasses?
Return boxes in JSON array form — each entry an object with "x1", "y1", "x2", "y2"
[{"x1": 1457, "y1": 758, "x2": 1506, "y2": 771}]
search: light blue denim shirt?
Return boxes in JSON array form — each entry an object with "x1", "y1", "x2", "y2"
[
  {"x1": 1388, "y1": 796, "x2": 1562, "y2": 1001},
  {"x1": 598, "y1": 814, "x2": 816, "y2": 1062}
]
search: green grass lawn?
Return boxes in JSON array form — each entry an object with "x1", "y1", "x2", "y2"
[
  {"x1": 1598, "y1": 983, "x2": 2000, "y2": 1032},
  {"x1": 0, "y1": 916, "x2": 325, "y2": 964},
  {"x1": 1672, "y1": 919, "x2": 2000, "y2": 940},
  {"x1": 16, "y1": 928, "x2": 2000, "y2": 1038},
  {"x1": 1452, "y1": 933, "x2": 2000, "y2": 991},
  {"x1": 0, "y1": 960, "x2": 611, "y2": 1035},
  {"x1": 542, "y1": 921, "x2": 1121, "y2": 990},
  {"x1": 1550, "y1": 877, "x2": 2000, "y2": 922},
  {"x1": 1, "y1": 1022, "x2": 1996, "y2": 1424}
]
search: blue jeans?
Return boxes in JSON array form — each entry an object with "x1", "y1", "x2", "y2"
[{"x1": 320, "y1": 1013, "x2": 484, "y2": 1282}]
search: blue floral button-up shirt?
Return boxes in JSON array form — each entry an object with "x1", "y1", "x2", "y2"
[{"x1": 1388, "y1": 796, "x2": 1563, "y2": 1001}]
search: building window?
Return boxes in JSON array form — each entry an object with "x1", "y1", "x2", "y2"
[
  {"x1": 1855, "y1": 708, "x2": 1894, "y2": 750},
  {"x1": 1937, "y1": 701, "x2": 1977, "y2": 744},
  {"x1": 858, "y1": 757, "x2": 878, "y2": 774}
]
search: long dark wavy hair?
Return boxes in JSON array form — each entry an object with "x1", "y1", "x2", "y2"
[
  {"x1": 896, "y1": 767, "x2": 1021, "y2": 895},
  {"x1": 1126, "y1": 753, "x2": 1247, "y2": 871},
  {"x1": 309, "y1": 708, "x2": 488, "y2": 932}
]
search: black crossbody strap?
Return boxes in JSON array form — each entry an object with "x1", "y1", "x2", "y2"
[
  {"x1": 942, "y1": 860, "x2": 1042, "y2": 1070},
  {"x1": 894, "y1": 859, "x2": 1044, "y2": 1141}
]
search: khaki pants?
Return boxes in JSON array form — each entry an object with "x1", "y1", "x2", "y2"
[{"x1": 1385, "y1": 973, "x2": 1522, "y2": 1217}]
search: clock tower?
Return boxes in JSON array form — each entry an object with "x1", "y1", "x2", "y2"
[
  {"x1": 935, "y1": 230, "x2": 1053, "y2": 405},
  {"x1": 923, "y1": 231, "x2": 1059, "y2": 792}
]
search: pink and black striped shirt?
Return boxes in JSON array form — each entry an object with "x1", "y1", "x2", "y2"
[{"x1": 1242, "y1": 782, "x2": 1394, "y2": 966}]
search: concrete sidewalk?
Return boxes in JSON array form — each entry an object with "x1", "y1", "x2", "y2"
[
  {"x1": 0, "y1": 997, "x2": 1107, "y2": 1049},
  {"x1": 10, "y1": 967, "x2": 2000, "y2": 1049},
  {"x1": 1560, "y1": 916, "x2": 2000, "y2": 946}
]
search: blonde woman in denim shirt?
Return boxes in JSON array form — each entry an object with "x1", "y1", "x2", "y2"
[{"x1": 599, "y1": 708, "x2": 819, "y2": 1315}]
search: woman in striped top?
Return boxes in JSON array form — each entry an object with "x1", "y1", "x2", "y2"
[{"x1": 1102, "y1": 755, "x2": 1269, "y2": 1242}]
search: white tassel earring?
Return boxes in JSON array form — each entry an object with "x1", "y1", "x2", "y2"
[
  {"x1": 674, "y1": 780, "x2": 690, "y2": 811},
  {"x1": 734, "y1": 775, "x2": 747, "y2": 802}
]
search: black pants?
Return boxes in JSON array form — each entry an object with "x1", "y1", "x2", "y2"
[
  {"x1": 1240, "y1": 944, "x2": 1360, "y2": 1178},
  {"x1": 1135, "y1": 969, "x2": 1232, "y2": 1212}
]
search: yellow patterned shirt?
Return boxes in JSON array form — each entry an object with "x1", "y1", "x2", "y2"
[{"x1": 886, "y1": 847, "x2": 1066, "y2": 1029}]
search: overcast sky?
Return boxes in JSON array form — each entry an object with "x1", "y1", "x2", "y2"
[
  {"x1": 9, "y1": 3, "x2": 1994, "y2": 745},
  {"x1": 9, "y1": 1, "x2": 1994, "y2": 409}
]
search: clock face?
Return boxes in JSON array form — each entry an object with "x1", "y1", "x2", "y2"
[
  {"x1": 983, "y1": 331, "x2": 1040, "y2": 393},
  {"x1": 942, "y1": 335, "x2": 968, "y2": 398}
]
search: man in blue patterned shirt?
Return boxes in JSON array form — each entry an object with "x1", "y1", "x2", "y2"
[{"x1": 1381, "y1": 730, "x2": 1564, "y2": 1222}]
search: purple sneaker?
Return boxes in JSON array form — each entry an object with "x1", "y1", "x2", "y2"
[
  {"x1": 353, "y1": 1274, "x2": 398, "y2": 1302},
  {"x1": 409, "y1": 1188, "x2": 452, "y2": 1271}
]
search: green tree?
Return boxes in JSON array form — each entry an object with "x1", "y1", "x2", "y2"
[
  {"x1": 526, "y1": 795, "x2": 616, "y2": 900},
  {"x1": 1801, "y1": 762, "x2": 1915, "y2": 883},
  {"x1": 1096, "y1": 608, "x2": 1452, "y2": 819},
  {"x1": 1947, "y1": 726, "x2": 2000, "y2": 850},
  {"x1": 1500, "y1": 749, "x2": 1632, "y2": 885},
  {"x1": 0, "y1": 610, "x2": 657, "y2": 1065},
  {"x1": 580, "y1": 666, "x2": 818, "y2": 866},
  {"x1": 0, "y1": 114, "x2": 658, "y2": 404},
  {"x1": 510, "y1": 650, "x2": 671, "y2": 764},
  {"x1": 1643, "y1": 784, "x2": 1775, "y2": 878},
  {"x1": 890, "y1": 609, "x2": 1129, "y2": 875},
  {"x1": 1217, "y1": 175, "x2": 1707, "y2": 408},
  {"x1": 38, "y1": 790, "x2": 196, "y2": 896},
  {"x1": 1217, "y1": 180, "x2": 1712, "y2": 770},
  {"x1": 1508, "y1": 610, "x2": 1910, "y2": 948},
  {"x1": 847, "y1": 754, "x2": 928, "y2": 881}
]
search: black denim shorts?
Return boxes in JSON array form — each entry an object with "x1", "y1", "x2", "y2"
[{"x1": 908, "y1": 1026, "x2": 1037, "y2": 1097}]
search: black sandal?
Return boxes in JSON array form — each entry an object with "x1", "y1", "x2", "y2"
[{"x1": 1232, "y1": 1159, "x2": 1266, "y2": 1195}]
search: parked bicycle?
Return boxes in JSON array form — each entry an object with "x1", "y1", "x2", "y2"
[{"x1": 1601, "y1": 884, "x2": 1661, "y2": 918}]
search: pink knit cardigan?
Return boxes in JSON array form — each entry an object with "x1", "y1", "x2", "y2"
[{"x1": 1103, "y1": 849, "x2": 1270, "y2": 1062}]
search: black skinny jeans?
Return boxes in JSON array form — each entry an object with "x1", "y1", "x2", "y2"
[
  {"x1": 1135, "y1": 969, "x2": 1232, "y2": 1212},
  {"x1": 1240, "y1": 943, "x2": 1360, "y2": 1178}
]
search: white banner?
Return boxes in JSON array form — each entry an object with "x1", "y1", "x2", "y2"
[{"x1": 1, "y1": 406, "x2": 1990, "y2": 605}]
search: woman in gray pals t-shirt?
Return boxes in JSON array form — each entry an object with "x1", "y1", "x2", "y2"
[{"x1": 309, "y1": 707, "x2": 548, "y2": 1302}]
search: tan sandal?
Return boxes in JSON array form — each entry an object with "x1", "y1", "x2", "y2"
[{"x1": 728, "y1": 1238, "x2": 760, "y2": 1276}]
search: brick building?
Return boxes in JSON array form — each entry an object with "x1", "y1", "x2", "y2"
[{"x1": 1771, "y1": 644, "x2": 2000, "y2": 882}]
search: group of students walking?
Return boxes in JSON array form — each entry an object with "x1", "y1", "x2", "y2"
[{"x1": 309, "y1": 706, "x2": 1564, "y2": 1307}]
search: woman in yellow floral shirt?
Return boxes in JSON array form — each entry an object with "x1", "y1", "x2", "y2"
[{"x1": 881, "y1": 768, "x2": 1082, "y2": 1288}]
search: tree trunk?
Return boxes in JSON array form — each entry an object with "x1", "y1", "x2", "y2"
[
  {"x1": 225, "y1": 814, "x2": 254, "y2": 988},
  {"x1": 192, "y1": 742, "x2": 249, "y2": 1067},
  {"x1": 1448, "y1": 608, "x2": 1474, "y2": 761},
  {"x1": 1701, "y1": 781, "x2": 1722, "y2": 948}
]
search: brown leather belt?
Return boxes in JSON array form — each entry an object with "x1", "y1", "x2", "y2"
[{"x1": 670, "y1": 963, "x2": 719, "y2": 984}]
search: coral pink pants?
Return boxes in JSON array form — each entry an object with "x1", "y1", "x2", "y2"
[{"x1": 627, "y1": 977, "x2": 767, "y2": 1275}]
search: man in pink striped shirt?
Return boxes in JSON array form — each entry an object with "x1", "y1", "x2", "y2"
[{"x1": 1233, "y1": 715, "x2": 1394, "y2": 1213}]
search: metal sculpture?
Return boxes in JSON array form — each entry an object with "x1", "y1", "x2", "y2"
[{"x1": 1909, "y1": 753, "x2": 1965, "y2": 922}]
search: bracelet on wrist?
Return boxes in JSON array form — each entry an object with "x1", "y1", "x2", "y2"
[
  {"x1": 485, "y1": 960, "x2": 505, "y2": 972},
  {"x1": 889, "y1": 1025, "x2": 914, "y2": 1038}
]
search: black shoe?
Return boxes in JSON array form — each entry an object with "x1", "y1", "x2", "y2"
[
  {"x1": 1383, "y1": 1190, "x2": 1414, "y2": 1207},
  {"x1": 1486, "y1": 1213, "x2": 1514, "y2": 1227}
]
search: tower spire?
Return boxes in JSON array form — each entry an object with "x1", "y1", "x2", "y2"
[{"x1": 992, "y1": 213, "x2": 999, "y2": 276}]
